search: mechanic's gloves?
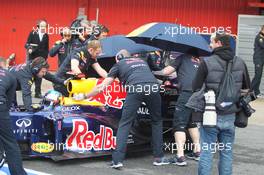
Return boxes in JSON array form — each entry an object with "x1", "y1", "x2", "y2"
[
  {"x1": 66, "y1": 72, "x2": 85, "y2": 79},
  {"x1": 72, "y1": 93, "x2": 86, "y2": 101},
  {"x1": 75, "y1": 73, "x2": 85, "y2": 79}
]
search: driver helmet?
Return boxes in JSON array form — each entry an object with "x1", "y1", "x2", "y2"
[{"x1": 43, "y1": 90, "x2": 62, "y2": 106}]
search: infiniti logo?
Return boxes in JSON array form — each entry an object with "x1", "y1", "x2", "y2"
[{"x1": 16, "y1": 118, "x2": 32, "y2": 128}]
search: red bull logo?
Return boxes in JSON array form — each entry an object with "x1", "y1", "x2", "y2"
[
  {"x1": 66, "y1": 119, "x2": 116, "y2": 151},
  {"x1": 90, "y1": 79, "x2": 127, "y2": 109}
]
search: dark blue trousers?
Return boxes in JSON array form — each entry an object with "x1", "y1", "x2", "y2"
[
  {"x1": 0, "y1": 111, "x2": 27, "y2": 175},
  {"x1": 112, "y1": 88, "x2": 164, "y2": 163}
]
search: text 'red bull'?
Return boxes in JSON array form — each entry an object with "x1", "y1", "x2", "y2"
[
  {"x1": 66, "y1": 119, "x2": 116, "y2": 151},
  {"x1": 90, "y1": 79, "x2": 126, "y2": 109}
]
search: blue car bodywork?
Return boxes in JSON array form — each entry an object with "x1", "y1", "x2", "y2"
[{"x1": 8, "y1": 81, "x2": 176, "y2": 161}]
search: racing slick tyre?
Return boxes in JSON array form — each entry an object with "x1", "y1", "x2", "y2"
[{"x1": 130, "y1": 118, "x2": 152, "y2": 141}]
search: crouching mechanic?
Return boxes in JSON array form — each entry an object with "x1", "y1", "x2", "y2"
[
  {"x1": 79, "y1": 49, "x2": 169, "y2": 169},
  {"x1": 0, "y1": 67, "x2": 27, "y2": 175},
  {"x1": 54, "y1": 40, "x2": 107, "y2": 96},
  {"x1": 9, "y1": 57, "x2": 67, "y2": 111}
]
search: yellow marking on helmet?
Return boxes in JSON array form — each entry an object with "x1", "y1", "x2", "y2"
[{"x1": 80, "y1": 51, "x2": 85, "y2": 61}]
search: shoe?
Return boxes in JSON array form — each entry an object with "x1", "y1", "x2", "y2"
[
  {"x1": 170, "y1": 156, "x2": 187, "y2": 166},
  {"x1": 34, "y1": 93, "x2": 43, "y2": 98},
  {"x1": 109, "y1": 161, "x2": 123, "y2": 169},
  {"x1": 257, "y1": 93, "x2": 264, "y2": 99},
  {"x1": 186, "y1": 152, "x2": 200, "y2": 161},
  {"x1": 153, "y1": 157, "x2": 170, "y2": 166}
]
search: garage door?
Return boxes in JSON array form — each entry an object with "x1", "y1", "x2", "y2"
[{"x1": 236, "y1": 14, "x2": 264, "y2": 93}]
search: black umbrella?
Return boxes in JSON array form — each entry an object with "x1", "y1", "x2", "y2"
[
  {"x1": 127, "y1": 22, "x2": 212, "y2": 56},
  {"x1": 98, "y1": 35, "x2": 160, "y2": 58}
]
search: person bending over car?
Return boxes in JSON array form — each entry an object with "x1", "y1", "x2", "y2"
[
  {"x1": 54, "y1": 40, "x2": 107, "y2": 96},
  {"x1": 0, "y1": 67, "x2": 27, "y2": 175},
  {"x1": 9, "y1": 57, "x2": 66, "y2": 112},
  {"x1": 79, "y1": 49, "x2": 169, "y2": 169}
]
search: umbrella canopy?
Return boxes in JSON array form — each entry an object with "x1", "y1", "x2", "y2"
[
  {"x1": 98, "y1": 35, "x2": 160, "y2": 58},
  {"x1": 127, "y1": 22, "x2": 212, "y2": 56}
]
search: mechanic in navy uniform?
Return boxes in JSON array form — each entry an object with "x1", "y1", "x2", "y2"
[
  {"x1": 25, "y1": 20, "x2": 49, "y2": 98},
  {"x1": 144, "y1": 51, "x2": 164, "y2": 71},
  {"x1": 83, "y1": 49, "x2": 169, "y2": 169},
  {"x1": 251, "y1": 25, "x2": 264, "y2": 97},
  {"x1": 9, "y1": 57, "x2": 65, "y2": 111},
  {"x1": 153, "y1": 51, "x2": 201, "y2": 166},
  {"x1": 54, "y1": 40, "x2": 107, "y2": 96},
  {"x1": 72, "y1": 19, "x2": 93, "y2": 49},
  {"x1": 49, "y1": 27, "x2": 73, "y2": 67},
  {"x1": 72, "y1": 22, "x2": 109, "y2": 49},
  {"x1": 0, "y1": 67, "x2": 27, "y2": 175}
]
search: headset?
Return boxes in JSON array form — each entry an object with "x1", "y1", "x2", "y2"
[
  {"x1": 70, "y1": 18, "x2": 86, "y2": 39},
  {"x1": 116, "y1": 53, "x2": 125, "y2": 61},
  {"x1": 116, "y1": 50, "x2": 132, "y2": 61},
  {"x1": 30, "y1": 57, "x2": 48, "y2": 75}
]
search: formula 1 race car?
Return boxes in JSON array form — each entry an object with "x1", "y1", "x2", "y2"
[{"x1": 0, "y1": 77, "x2": 178, "y2": 164}]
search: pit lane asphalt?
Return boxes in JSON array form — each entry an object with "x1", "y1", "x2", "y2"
[{"x1": 16, "y1": 80, "x2": 264, "y2": 175}]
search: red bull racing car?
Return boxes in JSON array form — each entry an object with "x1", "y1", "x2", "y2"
[{"x1": 1, "y1": 76, "x2": 177, "y2": 163}]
